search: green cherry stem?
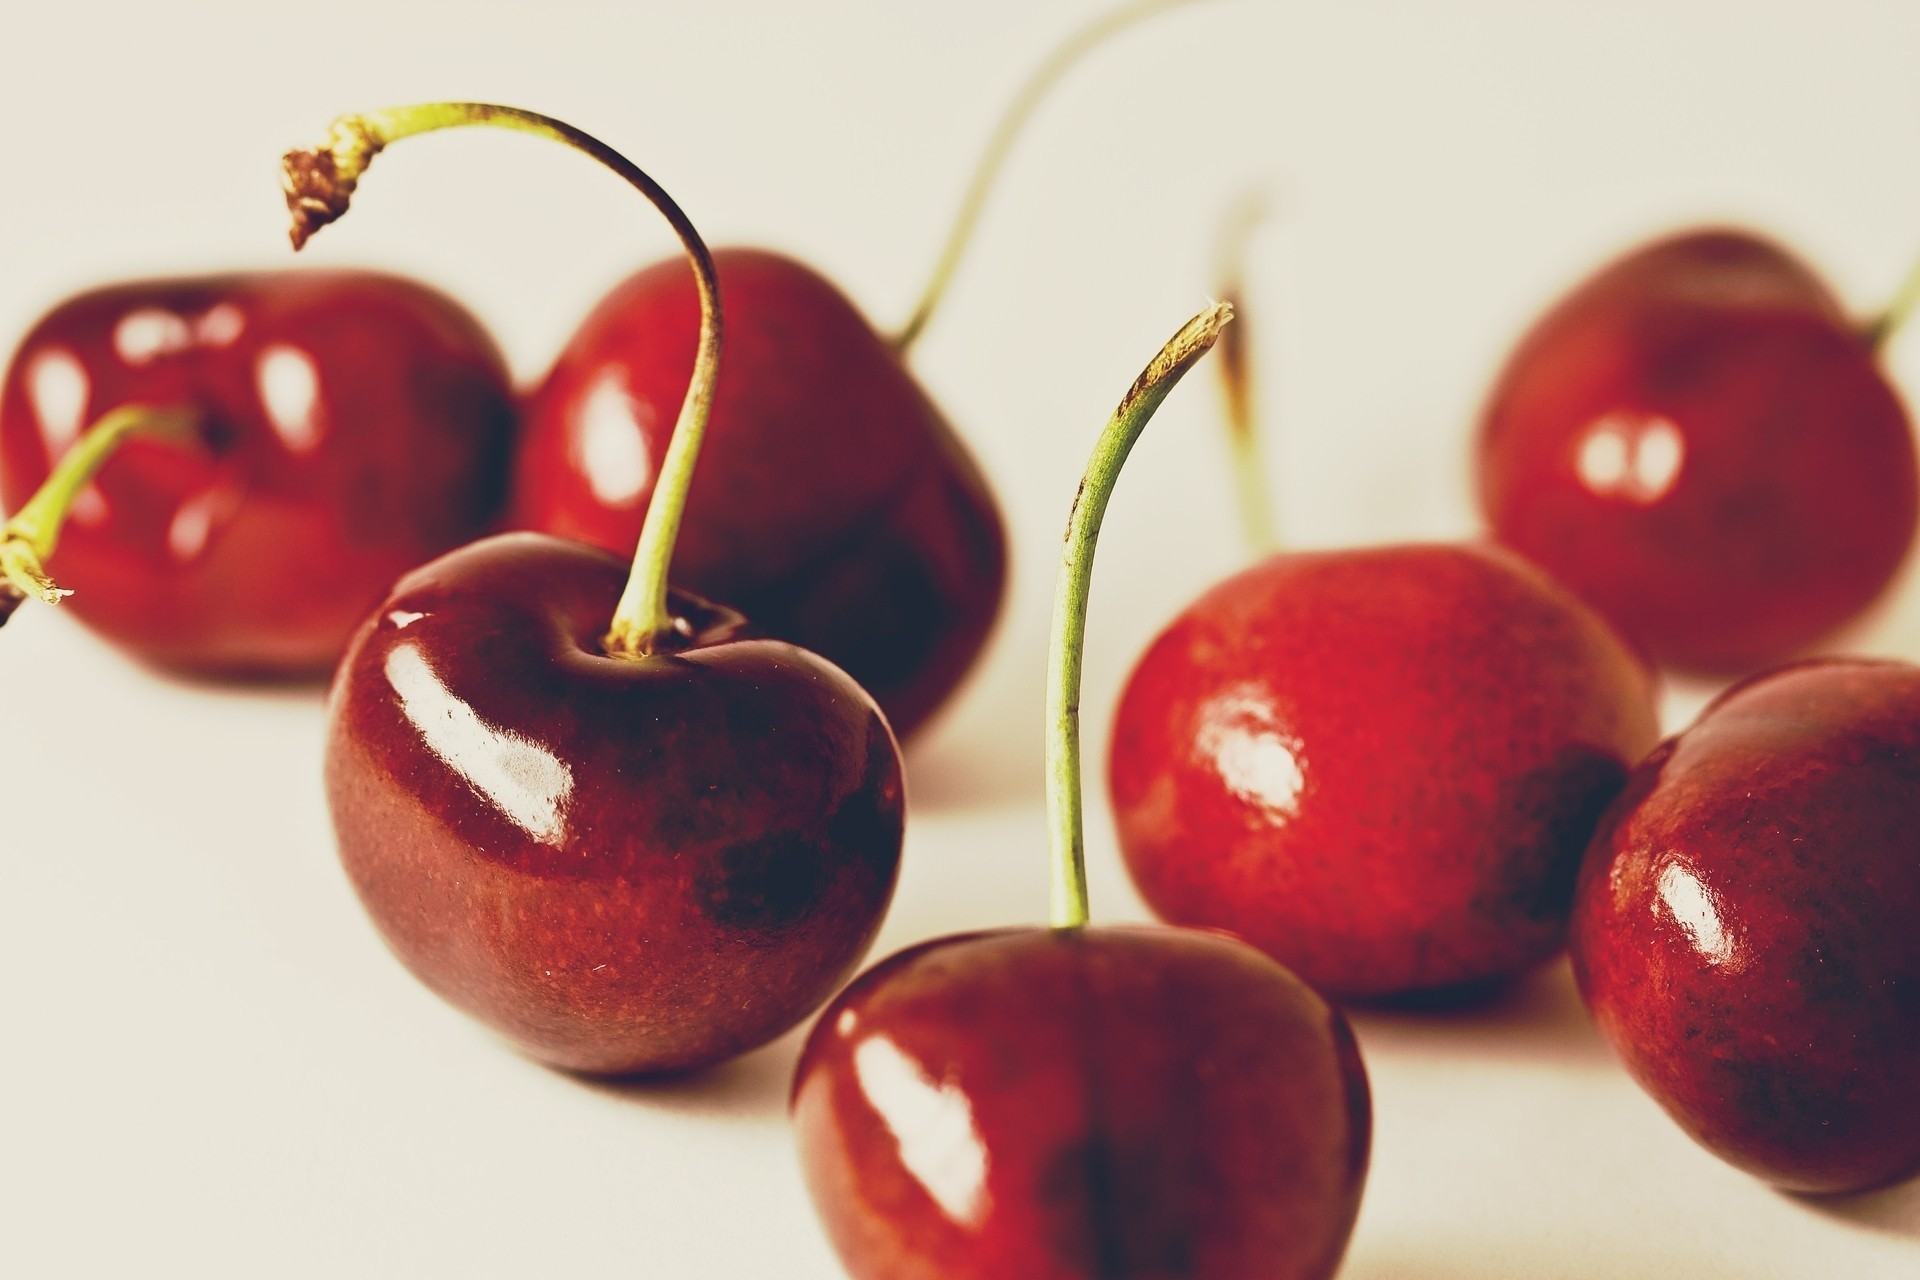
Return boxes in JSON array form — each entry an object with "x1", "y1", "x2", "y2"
[
  {"x1": 1047, "y1": 302, "x2": 1232, "y2": 931},
  {"x1": 281, "y1": 102, "x2": 721, "y2": 658},
  {"x1": 893, "y1": 0, "x2": 1211, "y2": 355},
  {"x1": 0, "y1": 404, "x2": 197, "y2": 615},
  {"x1": 1214, "y1": 191, "x2": 1278, "y2": 556},
  {"x1": 1868, "y1": 242, "x2": 1920, "y2": 349}
]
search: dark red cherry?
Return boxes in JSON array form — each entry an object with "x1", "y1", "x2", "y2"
[
  {"x1": 285, "y1": 101, "x2": 911, "y2": 1079},
  {"x1": 1571, "y1": 658, "x2": 1920, "y2": 1193},
  {"x1": 512, "y1": 248, "x2": 1006, "y2": 738},
  {"x1": 792, "y1": 304, "x2": 1366, "y2": 1277},
  {"x1": 1109, "y1": 540, "x2": 1660, "y2": 999},
  {"x1": 0, "y1": 271, "x2": 514, "y2": 677},
  {"x1": 325, "y1": 533, "x2": 903, "y2": 1075},
  {"x1": 793, "y1": 925, "x2": 1370, "y2": 1280},
  {"x1": 1476, "y1": 228, "x2": 1920, "y2": 675}
]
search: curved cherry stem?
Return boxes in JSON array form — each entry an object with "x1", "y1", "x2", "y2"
[
  {"x1": 893, "y1": 0, "x2": 1211, "y2": 355},
  {"x1": 1047, "y1": 302, "x2": 1231, "y2": 931},
  {"x1": 1868, "y1": 243, "x2": 1920, "y2": 349},
  {"x1": 1214, "y1": 190, "x2": 1278, "y2": 556},
  {"x1": 0, "y1": 404, "x2": 197, "y2": 617},
  {"x1": 282, "y1": 102, "x2": 721, "y2": 658}
]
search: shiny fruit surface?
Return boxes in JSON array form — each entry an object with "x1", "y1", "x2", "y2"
[
  {"x1": 793, "y1": 925, "x2": 1370, "y2": 1280},
  {"x1": 0, "y1": 271, "x2": 515, "y2": 676},
  {"x1": 325, "y1": 533, "x2": 904, "y2": 1076},
  {"x1": 1477, "y1": 229, "x2": 1919, "y2": 675},
  {"x1": 1110, "y1": 541, "x2": 1660, "y2": 998},
  {"x1": 513, "y1": 247, "x2": 1005, "y2": 737},
  {"x1": 1571, "y1": 658, "x2": 1920, "y2": 1192}
]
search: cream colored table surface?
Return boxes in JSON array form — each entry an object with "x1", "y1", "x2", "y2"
[{"x1": 4, "y1": 2, "x2": 1920, "y2": 1275}]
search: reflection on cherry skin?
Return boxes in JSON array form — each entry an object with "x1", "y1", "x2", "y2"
[
  {"x1": 1477, "y1": 229, "x2": 1919, "y2": 675},
  {"x1": 0, "y1": 272, "x2": 515, "y2": 677},
  {"x1": 793, "y1": 926, "x2": 1371, "y2": 1280},
  {"x1": 1572, "y1": 658, "x2": 1920, "y2": 1193},
  {"x1": 511, "y1": 248, "x2": 1006, "y2": 739}
]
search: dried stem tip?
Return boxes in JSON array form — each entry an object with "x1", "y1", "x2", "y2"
[{"x1": 282, "y1": 115, "x2": 385, "y2": 249}]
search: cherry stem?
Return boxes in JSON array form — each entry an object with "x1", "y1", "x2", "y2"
[
  {"x1": 1869, "y1": 244, "x2": 1920, "y2": 349},
  {"x1": 893, "y1": 0, "x2": 1210, "y2": 355},
  {"x1": 1214, "y1": 191, "x2": 1278, "y2": 556},
  {"x1": 281, "y1": 103, "x2": 721, "y2": 658},
  {"x1": 1047, "y1": 302, "x2": 1232, "y2": 931},
  {"x1": 0, "y1": 404, "x2": 196, "y2": 614}
]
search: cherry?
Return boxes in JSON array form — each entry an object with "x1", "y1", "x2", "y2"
[
  {"x1": 0, "y1": 269, "x2": 513, "y2": 676},
  {"x1": 793, "y1": 305, "x2": 1371, "y2": 1279},
  {"x1": 298, "y1": 103, "x2": 903, "y2": 1076},
  {"x1": 1109, "y1": 542, "x2": 1660, "y2": 999},
  {"x1": 512, "y1": 249, "x2": 1003, "y2": 739},
  {"x1": 1476, "y1": 228, "x2": 1920, "y2": 676},
  {"x1": 510, "y1": 0, "x2": 1202, "y2": 738},
  {"x1": 1570, "y1": 658, "x2": 1920, "y2": 1193},
  {"x1": 1106, "y1": 242, "x2": 1661, "y2": 999}
]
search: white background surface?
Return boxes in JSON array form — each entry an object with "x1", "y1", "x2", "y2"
[{"x1": 4, "y1": 1, "x2": 1920, "y2": 1275}]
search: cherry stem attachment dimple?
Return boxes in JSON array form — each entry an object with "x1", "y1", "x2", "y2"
[
  {"x1": 1047, "y1": 302, "x2": 1232, "y2": 931},
  {"x1": 893, "y1": 0, "x2": 1211, "y2": 355},
  {"x1": 1868, "y1": 242, "x2": 1920, "y2": 349},
  {"x1": 1214, "y1": 190, "x2": 1278, "y2": 556},
  {"x1": 0, "y1": 404, "x2": 197, "y2": 617},
  {"x1": 281, "y1": 102, "x2": 721, "y2": 658}
]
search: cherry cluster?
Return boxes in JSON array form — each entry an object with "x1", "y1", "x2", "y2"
[{"x1": 4, "y1": 5, "x2": 1918, "y2": 1277}]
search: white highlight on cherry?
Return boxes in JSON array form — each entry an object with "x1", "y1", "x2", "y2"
[
  {"x1": 385, "y1": 642, "x2": 576, "y2": 846},
  {"x1": 196, "y1": 304, "x2": 247, "y2": 347},
  {"x1": 1576, "y1": 413, "x2": 1685, "y2": 504},
  {"x1": 574, "y1": 369, "x2": 654, "y2": 507},
  {"x1": 167, "y1": 489, "x2": 222, "y2": 561},
  {"x1": 70, "y1": 487, "x2": 109, "y2": 527},
  {"x1": 256, "y1": 344, "x2": 325, "y2": 454},
  {"x1": 113, "y1": 308, "x2": 194, "y2": 365},
  {"x1": 1195, "y1": 682, "x2": 1308, "y2": 823},
  {"x1": 1657, "y1": 860, "x2": 1743, "y2": 969},
  {"x1": 26, "y1": 349, "x2": 89, "y2": 457},
  {"x1": 853, "y1": 1035, "x2": 989, "y2": 1229}
]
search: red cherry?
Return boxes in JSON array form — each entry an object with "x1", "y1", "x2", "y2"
[
  {"x1": 0, "y1": 271, "x2": 513, "y2": 676},
  {"x1": 797, "y1": 304, "x2": 1370, "y2": 1277},
  {"x1": 1109, "y1": 541, "x2": 1660, "y2": 999},
  {"x1": 792, "y1": 927, "x2": 1369, "y2": 1280},
  {"x1": 326, "y1": 533, "x2": 902, "y2": 1075},
  {"x1": 1476, "y1": 228, "x2": 1920, "y2": 675},
  {"x1": 297, "y1": 104, "x2": 905, "y2": 1075},
  {"x1": 504, "y1": 0, "x2": 1217, "y2": 738},
  {"x1": 512, "y1": 248, "x2": 1004, "y2": 738},
  {"x1": 1570, "y1": 658, "x2": 1920, "y2": 1193}
]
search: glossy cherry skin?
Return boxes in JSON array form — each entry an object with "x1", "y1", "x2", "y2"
[
  {"x1": 1477, "y1": 228, "x2": 1920, "y2": 676},
  {"x1": 1571, "y1": 659, "x2": 1920, "y2": 1192},
  {"x1": 793, "y1": 925, "x2": 1370, "y2": 1280},
  {"x1": 512, "y1": 247, "x2": 1006, "y2": 738},
  {"x1": 324, "y1": 533, "x2": 904, "y2": 1076},
  {"x1": 1109, "y1": 541, "x2": 1660, "y2": 1000},
  {"x1": 0, "y1": 272, "x2": 515, "y2": 677}
]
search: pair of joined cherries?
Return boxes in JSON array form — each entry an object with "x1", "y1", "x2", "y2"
[{"x1": 0, "y1": 149, "x2": 1002, "y2": 742}]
